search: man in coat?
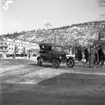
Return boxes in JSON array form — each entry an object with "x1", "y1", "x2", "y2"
[
  {"x1": 89, "y1": 46, "x2": 96, "y2": 67},
  {"x1": 84, "y1": 47, "x2": 89, "y2": 63},
  {"x1": 98, "y1": 46, "x2": 104, "y2": 66}
]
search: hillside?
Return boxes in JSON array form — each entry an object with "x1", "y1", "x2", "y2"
[{"x1": 1, "y1": 20, "x2": 105, "y2": 46}]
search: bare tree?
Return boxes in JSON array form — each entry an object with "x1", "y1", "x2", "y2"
[
  {"x1": 98, "y1": 0, "x2": 105, "y2": 7},
  {"x1": 98, "y1": 0, "x2": 105, "y2": 21},
  {"x1": 67, "y1": 23, "x2": 100, "y2": 47},
  {"x1": 44, "y1": 22, "x2": 52, "y2": 29}
]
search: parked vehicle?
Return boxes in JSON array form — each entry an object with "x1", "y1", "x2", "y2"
[{"x1": 37, "y1": 43, "x2": 75, "y2": 69}]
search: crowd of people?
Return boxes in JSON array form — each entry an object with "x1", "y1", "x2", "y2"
[{"x1": 75, "y1": 45, "x2": 105, "y2": 68}]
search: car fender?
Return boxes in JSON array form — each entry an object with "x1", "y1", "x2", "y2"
[
  {"x1": 37, "y1": 56, "x2": 44, "y2": 62},
  {"x1": 66, "y1": 54, "x2": 75, "y2": 60},
  {"x1": 37, "y1": 56, "x2": 40, "y2": 60},
  {"x1": 67, "y1": 57, "x2": 74, "y2": 61}
]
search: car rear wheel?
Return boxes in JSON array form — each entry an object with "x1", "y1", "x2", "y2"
[
  {"x1": 52, "y1": 59, "x2": 59, "y2": 69},
  {"x1": 37, "y1": 58, "x2": 42, "y2": 66},
  {"x1": 67, "y1": 58, "x2": 74, "y2": 68}
]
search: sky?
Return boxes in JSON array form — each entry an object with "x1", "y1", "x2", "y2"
[{"x1": 0, "y1": 0, "x2": 105, "y2": 34}]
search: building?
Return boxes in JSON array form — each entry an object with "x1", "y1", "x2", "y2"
[
  {"x1": 0, "y1": 37, "x2": 39, "y2": 57},
  {"x1": 0, "y1": 37, "x2": 8, "y2": 58},
  {"x1": 5, "y1": 38, "x2": 39, "y2": 55}
]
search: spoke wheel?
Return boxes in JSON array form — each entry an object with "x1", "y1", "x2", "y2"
[
  {"x1": 52, "y1": 59, "x2": 59, "y2": 69},
  {"x1": 67, "y1": 58, "x2": 74, "y2": 68}
]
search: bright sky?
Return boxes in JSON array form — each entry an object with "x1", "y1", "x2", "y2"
[{"x1": 0, "y1": 0, "x2": 105, "y2": 34}]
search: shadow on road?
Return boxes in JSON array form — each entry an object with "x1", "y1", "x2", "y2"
[
  {"x1": 1, "y1": 73, "x2": 105, "y2": 105},
  {"x1": 29, "y1": 63, "x2": 54, "y2": 68}
]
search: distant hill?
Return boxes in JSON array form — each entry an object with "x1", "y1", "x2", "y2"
[{"x1": 1, "y1": 20, "x2": 105, "y2": 46}]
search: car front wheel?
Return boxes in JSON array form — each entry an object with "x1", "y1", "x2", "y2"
[
  {"x1": 52, "y1": 59, "x2": 59, "y2": 69},
  {"x1": 67, "y1": 58, "x2": 74, "y2": 68}
]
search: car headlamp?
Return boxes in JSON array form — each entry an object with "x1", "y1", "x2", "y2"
[{"x1": 59, "y1": 56, "x2": 62, "y2": 59}]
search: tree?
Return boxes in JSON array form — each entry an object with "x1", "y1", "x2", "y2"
[
  {"x1": 44, "y1": 22, "x2": 52, "y2": 29},
  {"x1": 67, "y1": 22, "x2": 100, "y2": 47},
  {"x1": 44, "y1": 23, "x2": 52, "y2": 40},
  {"x1": 98, "y1": 0, "x2": 105, "y2": 7},
  {"x1": 98, "y1": 0, "x2": 105, "y2": 20}
]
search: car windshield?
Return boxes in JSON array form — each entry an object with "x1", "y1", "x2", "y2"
[
  {"x1": 40, "y1": 44, "x2": 69, "y2": 53},
  {"x1": 40, "y1": 45, "x2": 52, "y2": 51},
  {"x1": 52, "y1": 46, "x2": 64, "y2": 52}
]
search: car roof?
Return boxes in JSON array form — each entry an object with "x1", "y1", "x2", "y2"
[{"x1": 38, "y1": 42, "x2": 63, "y2": 47}]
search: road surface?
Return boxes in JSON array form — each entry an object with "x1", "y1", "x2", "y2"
[{"x1": 0, "y1": 59, "x2": 105, "y2": 105}]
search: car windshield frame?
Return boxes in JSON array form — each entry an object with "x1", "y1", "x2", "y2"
[{"x1": 38, "y1": 42, "x2": 72, "y2": 53}]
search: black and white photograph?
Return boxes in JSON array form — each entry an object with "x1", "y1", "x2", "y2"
[{"x1": 0, "y1": 0, "x2": 105, "y2": 105}]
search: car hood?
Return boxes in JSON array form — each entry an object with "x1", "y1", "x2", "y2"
[
  {"x1": 66, "y1": 54, "x2": 75, "y2": 58},
  {"x1": 54, "y1": 51, "x2": 66, "y2": 55}
]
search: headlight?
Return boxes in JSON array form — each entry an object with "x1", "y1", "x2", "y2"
[{"x1": 59, "y1": 56, "x2": 62, "y2": 59}]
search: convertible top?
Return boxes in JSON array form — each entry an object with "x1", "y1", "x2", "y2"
[
  {"x1": 38, "y1": 42, "x2": 73, "y2": 49},
  {"x1": 38, "y1": 42, "x2": 63, "y2": 47}
]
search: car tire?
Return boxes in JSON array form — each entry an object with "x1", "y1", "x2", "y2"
[
  {"x1": 37, "y1": 58, "x2": 42, "y2": 66},
  {"x1": 67, "y1": 58, "x2": 74, "y2": 68},
  {"x1": 52, "y1": 59, "x2": 59, "y2": 69}
]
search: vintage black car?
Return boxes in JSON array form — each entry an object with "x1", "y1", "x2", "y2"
[{"x1": 37, "y1": 43, "x2": 75, "y2": 69}]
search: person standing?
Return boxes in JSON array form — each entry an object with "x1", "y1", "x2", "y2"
[
  {"x1": 89, "y1": 46, "x2": 96, "y2": 67},
  {"x1": 94, "y1": 45, "x2": 99, "y2": 65},
  {"x1": 84, "y1": 47, "x2": 89, "y2": 63},
  {"x1": 77, "y1": 47, "x2": 83, "y2": 66},
  {"x1": 75, "y1": 46, "x2": 78, "y2": 60},
  {"x1": 97, "y1": 46, "x2": 104, "y2": 66}
]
